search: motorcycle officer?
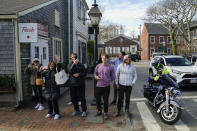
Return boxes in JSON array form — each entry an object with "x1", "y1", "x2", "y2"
[{"x1": 152, "y1": 60, "x2": 178, "y2": 88}]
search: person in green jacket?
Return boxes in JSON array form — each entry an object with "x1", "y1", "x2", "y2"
[{"x1": 24, "y1": 58, "x2": 44, "y2": 111}]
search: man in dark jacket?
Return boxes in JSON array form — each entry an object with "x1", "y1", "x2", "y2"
[{"x1": 67, "y1": 53, "x2": 87, "y2": 117}]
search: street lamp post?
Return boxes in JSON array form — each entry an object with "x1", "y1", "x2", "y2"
[{"x1": 88, "y1": 0, "x2": 102, "y2": 105}]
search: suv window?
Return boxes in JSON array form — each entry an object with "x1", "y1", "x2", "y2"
[
  {"x1": 165, "y1": 57, "x2": 192, "y2": 66},
  {"x1": 159, "y1": 58, "x2": 165, "y2": 65}
]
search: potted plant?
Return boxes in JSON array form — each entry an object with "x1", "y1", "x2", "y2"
[{"x1": 0, "y1": 74, "x2": 16, "y2": 93}]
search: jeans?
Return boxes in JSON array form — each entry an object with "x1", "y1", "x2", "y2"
[
  {"x1": 32, "y1": 85, "x2": 43, "y2": 104},
  {"x1": 48, "y1": 99, "x2": 59, "y2": 114},
  {"x1": 95, "y1": 86, "x2": 110, "y2": 113},
  {"x1": 112, "y1": 81, "x2": 118, "y2": 102},
  {"x1": 70, "y1": 85, "x2": 87, "y2": 112},
  {"x1": 117, "y1": 84, "x2": 132, "y2": 112}
]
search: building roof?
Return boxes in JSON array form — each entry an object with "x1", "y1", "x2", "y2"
[
  {"x1": 105, "y1": 34, "x2": 138, "y2": 47},
  {"x1": 0, "y1": 0, "x2": 53, "y2": 15},
  {"x1": 144, "y1": 23, "x2": 169, "y2": 35}
]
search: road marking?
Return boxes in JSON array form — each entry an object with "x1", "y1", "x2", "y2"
[
  {"x1": 130, "y1": 98, "x2": 146, "y2": 101},
  {"x1": 174, "y1": 120, "x2": 191, "y2": 131},
  {"x1": 131, "y1": 96, "x2": 197, "y2": 102},
  {"x1": 179, "y1": 96, "x2": 197, "y2": 99},
  {"x1": 192, "y1": 99, "x2": 197, "y2": 102},
  {"x1": 136, "y1": 102, "x2": 161, "y2": 131}
]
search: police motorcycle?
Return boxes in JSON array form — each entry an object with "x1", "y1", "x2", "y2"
[{"x1": 143, "y1": 67, "x2": 183, "y2": 124}]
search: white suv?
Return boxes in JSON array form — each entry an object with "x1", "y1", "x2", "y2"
[{"x1": 149, "y1": 55, "x2": 197, "y2": 87}]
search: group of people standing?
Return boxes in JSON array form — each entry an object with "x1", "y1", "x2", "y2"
[
  {"x1": 94, "y1": 52, "x2": 137, "y2": 119},
  {"x1": 25, "y1": 53, "x2": 87, "y2": 120},
  {"x1": 25, "y1": 51, "x2": 137, "y2": 121}
]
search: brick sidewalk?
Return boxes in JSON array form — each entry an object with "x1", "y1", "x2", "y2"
[{"x1": 0, "y1": 78, "x2": 131, "y2": 131}]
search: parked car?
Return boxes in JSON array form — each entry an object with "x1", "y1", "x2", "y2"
[
  {"x1": 149, "y1": 55, "x2": 197, "y2": 87},
  {"x1": 130, "y1": 54, "x2": 141, "y2": 62},
  {"x1": 186, "y1": 53, "x2": 197, "y2": 65}
]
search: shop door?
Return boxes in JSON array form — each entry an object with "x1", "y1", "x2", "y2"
[{"x1": 31, "y1": 38, "x2": 49, "y2": 66}]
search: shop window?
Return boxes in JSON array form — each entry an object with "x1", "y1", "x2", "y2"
[
  {"x1": 55, "y1": 9, "x2": 60, "y2": 27},
  {"x1": 43, "y1": 47, "x2": 46, "y2": 60},
  {"x1": 53, "y1": 38, "x2": 62, "y2": 62},
  {"x1": 35, "y1": 46, "x2": 39, "y2": 59}
]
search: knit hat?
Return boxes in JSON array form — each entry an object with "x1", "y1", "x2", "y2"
[
  {"x1": 123, "y1": 55, "x2": 129, "y2": 60},
  {"x1": 32, "y1": 58, "x2": 39, "y2": 63}
]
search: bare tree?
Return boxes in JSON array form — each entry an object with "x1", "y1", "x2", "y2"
[
  {"x1": 146, "y1": 0, "x2": 197, "y2": 54},
  {"x1": 146, "y1": 0, "x2": 179, "y2": 55},
  {"x1": 129, "y1": 28, "x2": 137, "y2": 39},
  {"x1": 173, "y1": 0, "x2": 197, "y2": 53},
  {"x1": 98, "y1": 21, "x2": 125, "y2": 43}
]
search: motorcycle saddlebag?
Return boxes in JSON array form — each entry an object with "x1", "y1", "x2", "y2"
[{"x1": 143, "y1": 84, "x2": 156, "y2": 100}]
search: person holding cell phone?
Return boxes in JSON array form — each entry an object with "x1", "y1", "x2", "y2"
[
  {"x1": 94, "y1": 54, "x2": 115, "y2": 120},
  {"x1": 24, "y1": 58, "x2": 44, "y2": 111},
  {"x1": 67, "y1": 53, "x2": 87, "y2": 117}
]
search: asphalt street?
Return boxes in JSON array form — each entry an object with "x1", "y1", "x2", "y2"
[{"x1": 130, "y1": 60, "x2": 197, "y2": 131}]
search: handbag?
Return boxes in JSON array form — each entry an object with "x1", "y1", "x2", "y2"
[
  {"x1": 55, "y1": 68, "x2": 69, "y2": 85},
  {"x1": 36, "y1": 78, "x2": 43, "y2": 86}
]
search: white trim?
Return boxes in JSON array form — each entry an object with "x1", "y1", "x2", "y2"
[
  {"x1": 159, "y1": 36, "x2": 164, "y2": 44},
  {"x1": 167, "y1": 36, "x2": 171, "y2": 44},
  {"x1": 0, "y1": 15, "x2": 17, "y2": 19},
  {"x1": 167, "y1": 48, "x2": 171, "y2": 54},
  {"x1": 18, "y1": 0, "x2": 59, "y2": 16},
  {"x1": 73, "y1": 0, "x2": 77, "y2": 53},
  {"x1": 150, "y1": 48, "x2": 155, "y2": 56},
  {"x1": 150, "y1": 36, "x2": 155, "y2": 44},
  {"x1": 104, "y1": 34, "x2": 134, "y2": 43}
]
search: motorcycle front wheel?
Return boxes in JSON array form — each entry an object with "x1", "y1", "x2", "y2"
[{"x1": 159, "y1": 104, "x2": 181, "y2": 125}]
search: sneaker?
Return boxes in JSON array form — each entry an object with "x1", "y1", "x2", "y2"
[
  {"x1": 38, "y1": 105, "x2": 45, "y2": 111},
  {"x1": 94, "y1": 111, "x2": 102, "y2": 117},
  {"x1": 82, "y1": 112, "x2": 87, "y2": 117},
  {"x1": 34, "y1": 103, "x2": 40, "y2": 109},
  {"x1": 72, "y1": 111, "x2": 80, "y2": 116},
  {"x1": 110, "y1": 101, "x2": 116, "y2": 105},
  {"x1": 114, "y1": 112, "x2": 121, "y2": 117},
  {"x1": 45, "y1": 114, "x2": 52, "y2": 118},
  {"x1": 78, "y1": 101, "x2": 81, "y2": 105},
  {"x1": 67, "y1": 101, "x2": 72, "y2": 105},
  {"x1": 54, "y1": 114, "x2": 61, "y2": 120},
  {"x1": 104, "y1": 113, "x2": 109, "y2": 120}
]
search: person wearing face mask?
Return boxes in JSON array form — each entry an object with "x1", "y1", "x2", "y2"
[
  {"x1": 40, "y1": 60, "x2": 61, "y2": 120},
  {"x1": 114, "y1": 54, "x2": 137, "y2": 117},
  {"x1": 24, "y1": 58, "x2": 44, "y2": 111}
]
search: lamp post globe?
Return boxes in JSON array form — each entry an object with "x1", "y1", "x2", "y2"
[{"x1": 88, "y1": 0, "x2": 102, "y2": 27}]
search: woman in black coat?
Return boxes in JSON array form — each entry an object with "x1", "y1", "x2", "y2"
[{"x1": 40, "y1": 61, "x2": 61, "y2": 120}]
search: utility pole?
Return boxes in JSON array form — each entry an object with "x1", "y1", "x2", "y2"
[{"x1": 139, "y1": 24, "x2": 142, "y2": 57}]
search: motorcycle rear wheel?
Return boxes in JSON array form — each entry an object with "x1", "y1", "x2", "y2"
[{"x1": 159, "y1": 104, "x2": 181, "y2": 125}]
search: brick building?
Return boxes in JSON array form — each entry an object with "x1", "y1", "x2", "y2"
[{"x1": 141, "y1": 23, "x2": 185, "y2": 60}]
